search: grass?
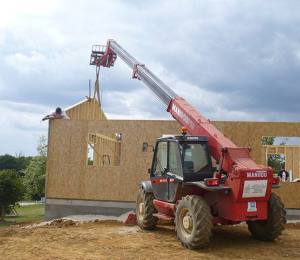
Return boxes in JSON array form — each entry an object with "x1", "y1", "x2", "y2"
[{"x1": 0, "y1": 204, "x2": 45, "y2": 228}]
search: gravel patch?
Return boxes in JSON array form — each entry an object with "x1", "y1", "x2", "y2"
[{"x1": 24, "y1": 212, "x2": 132, "y2": 229}]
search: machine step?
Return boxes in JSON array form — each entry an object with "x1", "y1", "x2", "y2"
[{"x1": 153, "y1": 213, "x2": 174, "y2": 221}]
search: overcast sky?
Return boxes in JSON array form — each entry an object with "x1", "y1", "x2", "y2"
[{"x1": 1, "y1": 0, "x2": 300, "y2": 155}]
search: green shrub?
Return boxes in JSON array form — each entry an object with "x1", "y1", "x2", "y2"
[{"x1": 0, "y1": 169, "x2": 24, "y2": 220}]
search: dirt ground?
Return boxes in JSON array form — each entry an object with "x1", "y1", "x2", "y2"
[{"x1": 1, "y1": 221, "x2": 300, "y2": 260}]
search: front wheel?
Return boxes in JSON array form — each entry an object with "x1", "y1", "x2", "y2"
[
  {"x1": 247, "y1": 192, "x2": 286, "y2": 241},
  {"x1": 175, "y1": 195, "x2": 213, "y2": 249},
  {"x1": 136, "y1": 188, "x2": 158, "y2": 230}
]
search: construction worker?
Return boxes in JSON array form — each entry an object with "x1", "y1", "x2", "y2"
[
  {"x1": 42, "y1": 107, "x2": 70, "y2": 121},
  {"x1": 278, "y1": 167, "x2": 290, "y2": 182}
]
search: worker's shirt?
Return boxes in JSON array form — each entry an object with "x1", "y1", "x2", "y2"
[{"x1": 61, "y1": 111, "x2": 70, "y2": 119}]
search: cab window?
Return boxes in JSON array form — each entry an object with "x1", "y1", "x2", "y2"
[
  {"x1": 168, "y1": 141, "x2": 183, "y2": 177},
  {"x1": 153, "y1": 142, "x2": 167, "y2": 176},
  {"x1": 181, "y1": 143, "x2": 209, "y2": 174}
]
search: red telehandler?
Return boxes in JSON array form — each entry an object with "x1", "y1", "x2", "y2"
[{"x1": 90, "y1": 40, "x2": 286, "y2": 249}]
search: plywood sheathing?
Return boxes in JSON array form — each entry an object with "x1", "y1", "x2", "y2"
[
  {"x1": 220, "y1": 121, "x2": 300, "y2": 164},
  {"x1": 46, "y1": 120, "x2": 180, "y2": 201},
  {"x1": 90, "y1": 133, "x2": 121, "y2": 166},
  {"x1": 65, "y1": 98, "x2": 106, "y2": 120},
  {"x1": 274, "y1": 182, "x2": 300, "y2": 208},
  {"x1": 263, "y1": 145, "x2": 300, "y2": 180},
  {"x1": 46, "y1": 120, "x2": 300, "y2": 208},
  {"x1": 46, "y1": 120, "x2": 88, "y2": 199}
]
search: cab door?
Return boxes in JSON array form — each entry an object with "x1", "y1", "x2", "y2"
[
  {"x1": 167, "y1": 141, "x2": 183, "y2": 202},
  {"x1": 150, "y1": 141, "x2": 169, "y2": 201}
]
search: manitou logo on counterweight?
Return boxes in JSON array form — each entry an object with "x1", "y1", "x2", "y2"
[{"x1": 246, "y1": 171, "x2": 267, "y2": 178}]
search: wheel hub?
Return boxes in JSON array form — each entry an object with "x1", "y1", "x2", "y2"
[{"x1": 182, "y1": 215, "x2": 193, "y2": 231}]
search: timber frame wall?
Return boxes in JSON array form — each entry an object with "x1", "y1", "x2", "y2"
[
  {"x1": 65, "y1": 98, "x2": 106, "y2": 120},
  {"x1": 46, "y1": 119, "x2": 300, "y2": 207},
  {"x1": 262, "y1": 145, "x2": 300, "y2": 180}
]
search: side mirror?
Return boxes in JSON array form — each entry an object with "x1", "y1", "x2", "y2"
[
  {"x1": 143, "y1": 142, "x2": 148, "y2": 152},
  {"x1": 142, "y1": 142, "x2": 155, "y2": 152},
  {"x1": 147, "y1": 168, "x2": 151, "y2": 174}
]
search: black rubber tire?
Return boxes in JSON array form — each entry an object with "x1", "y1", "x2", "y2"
[
  {"x1": 175, "y1": 195, "x2": 213, "y2": 249},
  {"x1": 136, "y1": 188, "x2": 158, "y2": 230},
  {"x1": 247, "y1": 192, "x2": 286, "y2": 241}
]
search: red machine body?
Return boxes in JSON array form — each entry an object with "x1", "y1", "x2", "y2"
[
  {"x1": 167, "y1": 97, "x2": 274, "y2": 222},
  {"x1": 90, "y1": 40, "x2": 278, "y2": 224}
]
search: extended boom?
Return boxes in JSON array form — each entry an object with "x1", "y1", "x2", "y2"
[{"x1": 90, "y1": 39, "x2": 261, "y2": 174}]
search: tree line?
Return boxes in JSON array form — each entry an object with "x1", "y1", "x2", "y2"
[{"x1": 0, "y1": 136, "x2": 47, "y2": 220}]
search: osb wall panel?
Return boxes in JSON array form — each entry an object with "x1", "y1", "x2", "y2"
[
  {"x1": 46, "y1": 120, "x2": 88, "y2": 198},
  {"x1": 274, "y1": 183, "x2": 300, "y2": 208},
  {"x1": 46, "y1": 120, "x2": 300, "y2": 205},
  {"x1": 221, "y1": 121, "x2": 300, "y2": 179},
  {"x1": 88, "y1": 133, "x2": 121, "y2": 166},
  {"x1": 262, "y1": 145, "x2": 300, "y2": 180},
  {"x1": 46, "y1": 120, "x2": 181, "y2": 201},
  {"x1": 66, "y1": 98, "x2": 107, "y2": 120}
]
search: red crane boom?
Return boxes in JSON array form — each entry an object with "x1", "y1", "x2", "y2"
[{"x1": 90, "y1": 39, "x2": 262, "y2": 175}]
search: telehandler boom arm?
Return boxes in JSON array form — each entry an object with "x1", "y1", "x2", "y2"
[{"x1": 90, "y1": 40, "x2": 264, "y2": 174}]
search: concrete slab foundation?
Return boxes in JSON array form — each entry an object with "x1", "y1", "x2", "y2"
[
  {"x1": 45, "y1": 198, "x2": 300, "y2": 221},
  {"x1": 286, "y1": 209, "x2": 300, "y2": 220},
  {"x1": 45, "y1": 198, "x2": 135, "y2": 220}
]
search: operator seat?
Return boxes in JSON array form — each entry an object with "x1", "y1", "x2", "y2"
[{"x1": 183, "y1": 161, "x2": 214, "y2": 182}]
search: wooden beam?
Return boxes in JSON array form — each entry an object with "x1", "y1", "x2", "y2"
[{"x1": 95, "y1": 133, "x2": 120, "y2": 143}]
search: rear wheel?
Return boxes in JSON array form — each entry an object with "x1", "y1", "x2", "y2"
[
  {"x1": 247, "y1": 192, "x2": 286, "y2": 241},
  {"x1": 175, "y1": 195, "x2": 212, "y2": 249},
  {"x1": 136, "y1": 188, "x2": 158, "y2": 230}
]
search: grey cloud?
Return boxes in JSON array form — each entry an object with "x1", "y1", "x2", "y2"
[{"x1": 1, "y1": 0, "x2": 300, "y2": 154}]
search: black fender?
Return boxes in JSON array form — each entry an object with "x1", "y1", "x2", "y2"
[{"x1": 139, "y1": 180, "x2": 153, "y2": 194}]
